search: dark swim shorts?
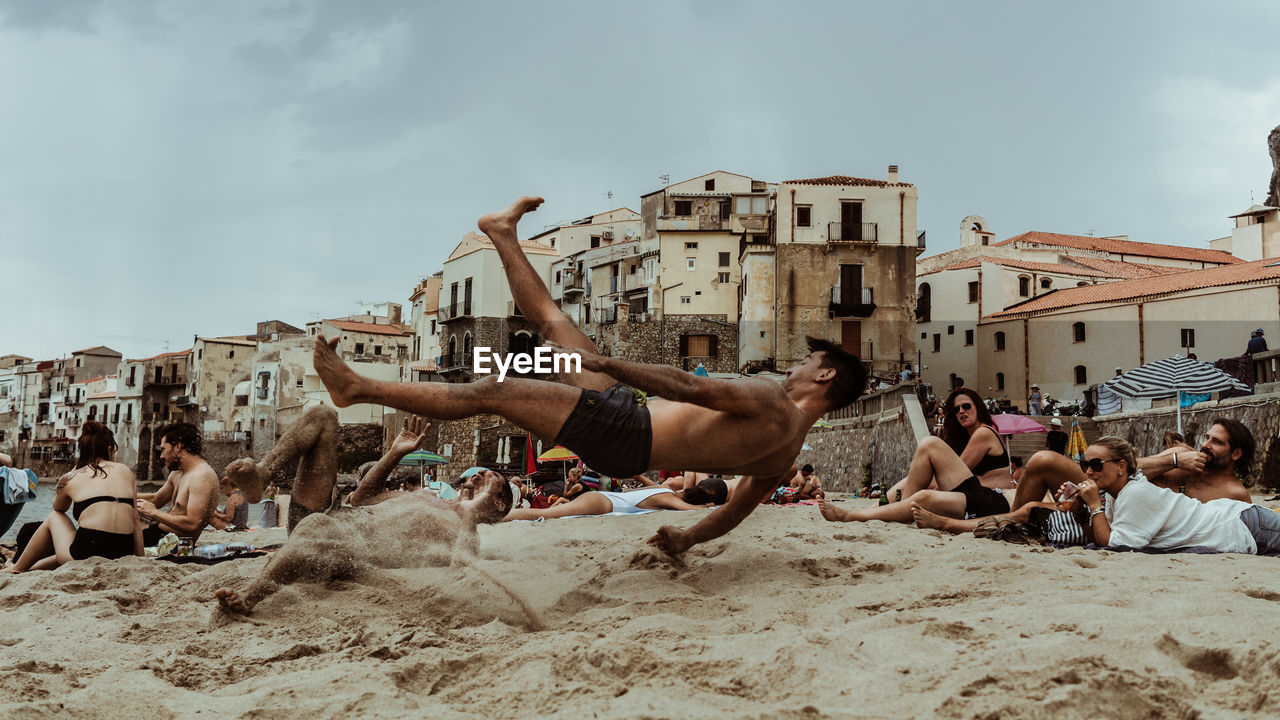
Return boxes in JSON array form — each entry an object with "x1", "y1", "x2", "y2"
[
  {"x1": 555, "y1": 383, "x2": 653, "y2": 478},
  {"x1": 955, "y1": 475, "x2": 1011, "y2": 519}
]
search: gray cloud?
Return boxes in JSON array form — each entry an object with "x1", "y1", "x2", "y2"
[{"x1": 2, "y1": 0, "x2": 1279, "y2": 361}]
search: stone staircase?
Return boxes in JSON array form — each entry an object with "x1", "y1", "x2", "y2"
[{"x1": 1003, "y1": 415, "x2": 1102, "y2": 461}]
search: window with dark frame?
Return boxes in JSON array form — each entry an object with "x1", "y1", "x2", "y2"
[
  {"x1": 719, "y1": 252, "x2": 730, "y2": 267},
  {"x1": 674, "y1": 200, "x2": 692, "y2": 216},
  {"x1": 719, "y1": 201, "x2": 730, "y2": 220},
  {"x1": 968, "y1": 281, "x2": 979, "y2": 303},
  {"x1": 1018, "y1": 276, "x2": 1031, "y2": 297},
  {"x1": 932, "y1": 334, "x2": 940, "y2": 352},
  {"x1": 1181, "y1": 328, "x2": 1196, "y2": 348},
  {"x1": 704, "y1": 178, "x2": 715, "y2": 191},
  {"x1": 965, "y1": 329, "x2": 974, "y2": 346},
  {"x1": 1041, "y1": 277, "x2": 1052, "y2": 289},
  {"x1": 997, "y1": 372, "x2": 1005, "y2": 390},
  {"x1": 995, "y1": 331, "x2": 1006, "y2": 351},
  {"x1": 947, "y1": 325, "x2": 954, "y2": 335},
  {"x1": 590, "y1": 236, "x2": 601, "y2": 248},
  {"x1": 718, "y1": 272, "x2": 730, "y2": 283},
  {"x1": 1074, "y1": 365, "x2": 1087, "y2": 385},
  {"x1": 796, "y1": 206, "x2": 811, "y2": 227},
  {"x1": 1073, "y1": 322, "x2": 1086, "y2": 343}
]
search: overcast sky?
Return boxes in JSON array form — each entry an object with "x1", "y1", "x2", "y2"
[{"x1": 3, "y1": 0, "x2": 1278, "y2": 362}]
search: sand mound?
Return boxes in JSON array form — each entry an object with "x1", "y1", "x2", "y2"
[{"x1": 2, "y1": 499, "x2": 1279, "y2": 718}]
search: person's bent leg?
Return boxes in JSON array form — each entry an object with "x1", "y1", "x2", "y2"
[
  {"x1": 216, "y1": 514, "x2": 360, "y2": 615},
  {"x1": 225, "y1": 404, "x2": 337, "y2": 506},
  {"x1": 313, "y1": 349, "x2": 583, "y2": 442},
  {"x1": 9, "y1": 515, "x2": 57, "y2": 572},
  {"x1": 477, "y1": 197, "x2": 616, "y2": 392},
  {"x1": 48, "y1": 513, "x2": 78, "y2": 566},
  {"x1": 1011, "y1": 450, "x2": 1082, "y2": 510},
  {"x1": 897, "y1": 437, "x2": 976, "y2": 498},
  {"x1": 638, "y1": 491, "x2": 707, "y2": 512},
  {"x1": 506, "y1": 492, "x2": 614, "y2": 520}
]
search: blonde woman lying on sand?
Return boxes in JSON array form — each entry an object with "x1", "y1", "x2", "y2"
[
  {"x1": 818, "y1": 388, "x2": 1012, "y2": 525},
  {"x1": 8, "y1": 422, "x2": 142, "y2": 572}
]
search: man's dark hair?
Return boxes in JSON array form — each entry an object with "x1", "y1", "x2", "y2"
[
  {"x1": 1010, "y1": 455, "x2": 1024, "y2": 470},
  {"x1": 490, "y1": 479, "x2": 515, "y2": 519},
  {"x1": 1211, "y1": 417, "x2": 1255, "y2": 476},
  {"x1": 805, "y1": 336, "x2": 867, "y2": 411},
  {"x1": 684, "y1": 478, "x2": 728, "y2": 506},
  {"x1": 801, "y1": 464, "x2": 814, "y2": 474},
  {"x1": 159, "y1": 422, "x2": 202, "y2": 456}
]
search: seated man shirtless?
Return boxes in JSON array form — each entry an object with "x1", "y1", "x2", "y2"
[
  {"x1": 214, "y1": 467, "x2": 512, "y2": 615},
  {"x1": 791, "y1": 464, "x2": 825, "y2": 501},
  {"x1": 911, "y1": 418, "x2": 1255, "y2": 536},
  {"x1": 135, "y1": 423, "x2": 220, "y2": 545},
  {"x1": 311, "y1": 196, "x2": 867, "y2": 555}
]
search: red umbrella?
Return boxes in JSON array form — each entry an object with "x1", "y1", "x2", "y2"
[{"x1": 523, "y1": 435, "x2": 537, "y2": 476}]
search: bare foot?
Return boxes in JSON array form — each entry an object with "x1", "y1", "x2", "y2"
[
  {"x1": 224, "y1": 459, "x2": 268, "y2": 505},
  {"x1": 818, "y1": 500, "x2": 851, "y2": 522},
  {"x1": 313, "y1": 335, "x2": 367, "y2": 408},
  {"x1": 911, "y1": 502, "x2": 960, "y2": 533},
  {"x1": 215, "y1": 588, "x2": 254, "y2": 615},
  {"x1": 477, "y1": 196, "x2": 545, "y2": 240}
]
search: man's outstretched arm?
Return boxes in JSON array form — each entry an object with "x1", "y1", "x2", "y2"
[
  {"x1": 550, "y1": 342, "x2": 775, "y2": 416},
  {"x1": 349, "y1": 417, "x2": 430, "y2": 507},
  {"x1": 648, "y1": 474, "x2": 782, "y2": 554}
]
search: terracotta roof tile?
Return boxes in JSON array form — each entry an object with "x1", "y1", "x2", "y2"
[
  {"x1": 988, "y1": 258, "x2": 1280, "y2": 317},
  {"x1": 783, "y1": 175, "x2": 913, "y2": 188},
  {"x1": 993, "y1": 231, "x2": 1239, "y2": 265},
  {"x1": 71, "y1": 346, "x2": 120, "y2": 355},
  {"x1": 131, "y1": 349, "x2": 193, "y2": 363},
  {"x1": 920, "y1": 256, "x2": 1113, "y2": 278},
  {"x1": 1059, "y1": 255, "x2": 1187, "y2": 279},
  {"x1": 326, "y1": 319, "x2": 410, "y2": 336}
]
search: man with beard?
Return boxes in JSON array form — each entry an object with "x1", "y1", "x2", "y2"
[
  {"x1": 1138, "y1": 418, "x2": 1254, "y2": 502},
  {"x1": 135, "y1": 423, "x2": 220, "y2": 545}
]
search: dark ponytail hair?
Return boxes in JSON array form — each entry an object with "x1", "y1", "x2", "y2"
[{"x1": 76, "y1": 421, "x2": 117, "y2": 478}]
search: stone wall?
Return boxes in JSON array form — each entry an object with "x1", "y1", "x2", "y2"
[
  {"x1": 1093, "y1": 392, "x2": 1280, "y2": 490},
  {"x1": 796, "y1": 388, "x2": 923, "y2": 493},
  {"x1": 595, "y1": 313, "x2": 738, "y2": 373}
]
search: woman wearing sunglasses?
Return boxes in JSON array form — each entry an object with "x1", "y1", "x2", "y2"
[
  {"x1": 1078, "y1": 436, "x2": 1278, "y2": 553},
  {"x1": 820, "y1": 387, "x2": 1014, "y2": 525}
]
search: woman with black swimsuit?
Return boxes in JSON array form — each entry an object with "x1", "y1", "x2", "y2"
[
  {"x1": 818, "y1": 387, "x2": 1013, "y2": 525},
  {"x1": 7, "y1": 422, "x2": 142, "y2": 572}
]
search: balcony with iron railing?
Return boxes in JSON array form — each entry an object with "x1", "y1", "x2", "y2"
[
  {"x1": 829, "y1": 286, "x2": 877, "y2": 318},
  {"x1": 827, "y1": 222, "x2": 878, "y2": 243},
  {"x1": 562, "y1": 270, "x2": 585, "y2": 296},
  {"x1": 438, "y1": 303, "x2": 474, "y2": 324},
  {"x1": 438, "y1": 352, "x2": 468, "y2": 372}
]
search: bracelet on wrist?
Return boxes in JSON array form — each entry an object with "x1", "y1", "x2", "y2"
[{"x1": 1088, "y1": 507, "x2": 1106, "y2": 520}]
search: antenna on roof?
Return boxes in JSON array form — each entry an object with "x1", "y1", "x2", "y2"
[
  {"x1": 1085, "y1": 229, "x2": 1096, "y2": 236},
  {"x1": 659, "y1": 174, "x2": 670, "y2": 186},
  {"x1": 606, "y1": 191, "x2": 613, "y2": 204}
]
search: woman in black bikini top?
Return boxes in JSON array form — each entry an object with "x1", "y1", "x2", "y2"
[{"x1": 8, "y1": 422, "x2": 142, "y2": 573}]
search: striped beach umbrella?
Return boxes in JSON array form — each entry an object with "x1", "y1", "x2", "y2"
[{"x1": 1103, "y1": 355, "x2": 1250, "y2": 434}]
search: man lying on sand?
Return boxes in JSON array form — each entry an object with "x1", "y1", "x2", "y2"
[
  {"x1": 909, "y1": 419, "x2": 1256, "y2": 537},
  {"x1": 215, "y1": 418, "x2": 512, "y2": 615},
  {"x1": 311, "y1": 196, "x2": 866, "y2": 555}
]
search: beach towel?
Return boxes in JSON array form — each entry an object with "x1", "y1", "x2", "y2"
[{"x1": 2, "y1": 467, "x2": 37, "y2": 504}]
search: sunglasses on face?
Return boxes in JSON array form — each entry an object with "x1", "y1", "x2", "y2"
[
  {"x1": 951, "y1": 402, "x2": 974, "y2": 413},
  {"x1": 1079, "y1": 458, "x2": 1119, "y2": 473}
]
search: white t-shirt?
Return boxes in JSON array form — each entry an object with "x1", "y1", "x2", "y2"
[{"x1": 1105, "y1": 477, "x2": 1256, "y2": 553}]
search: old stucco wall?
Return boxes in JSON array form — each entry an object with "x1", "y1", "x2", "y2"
[{"x1": 1093, "y1": 393, "x2": 1280, "y2": 490}]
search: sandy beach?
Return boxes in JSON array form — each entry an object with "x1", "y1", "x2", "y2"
[{"x1": 2, "y1": 495, "x2": 1279, "y2": 719}]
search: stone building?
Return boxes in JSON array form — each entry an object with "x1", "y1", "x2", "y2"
[
  {"x1": 435, "y1": 231, "x2": 556, "y2": 383},
  {"x1": 980, "y1": 258, "x2": 1280, "y2": 407},
  {"x1": 408, "y1": 274, "x2": 444, "y2": 381},
  {"x1": 741, "y1": 169, "x2": 922, "y2": 378},
  {"x1": 915, "y1": 217, "x2": 1241, "y2": 398},
  {"x1": 191, "y1": 335, "x2": 258, "y2": 440},
  {"x1": 116, "y1": 349, "x2": 195, "y2": 481},
  {"x1": 304, "y1": 313, "x2": 412, "y2": 425},
  {"x1": 540, "y1": 208, "x2": 644, "y2": 335}
]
